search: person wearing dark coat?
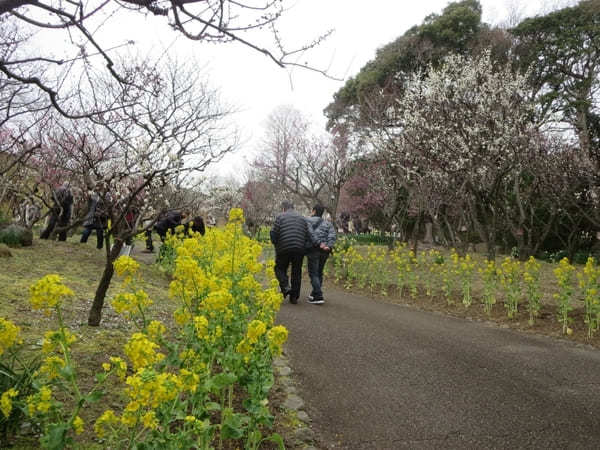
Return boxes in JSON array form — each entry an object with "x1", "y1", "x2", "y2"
[
  {"x1": 185, "y1": 216, "x2": 205, "y2": 236},
  {"x1": 80, "y1": 187, "x2": 108, "y2": 250},
  {"x1": 154, "y1": 210, "x2": 187, "y2": 241},
  {"x1": 270, "y1": 201, "x2": 317, "y2": 304},
  {"x1": 305, "y1": 204, "x2": 337, "y2": 305},
  {"x1": 40, "y1": 182, "x2": 73, "y2": 241}
]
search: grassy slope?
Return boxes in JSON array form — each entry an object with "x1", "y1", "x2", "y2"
[{"x1": 0, "y1": 238, "x2": 174, "y2": 447}]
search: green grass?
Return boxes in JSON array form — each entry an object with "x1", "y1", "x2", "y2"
[{"x1": 0, "y1": 238, "x2": 175, "y2": 447}]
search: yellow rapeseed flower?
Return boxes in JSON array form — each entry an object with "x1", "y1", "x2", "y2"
[
  {"x1": 94, "y1": 409, "x2": 119, "y2": 438},
  {"x1": 112, "y1": 290, "x2": 153, "y2": 316},
  {"x1": 146, "y1": 320, "x2": 166, "y2": 341},
  {"x1": 193, "y1": 315, "x2": 209, "y2": 339},
  {"x1": 38, "y1": 355, "x2": 66, "y2": 381},
  {"x1": 124, "y1": 333, "x2": 164, "y2": 370},
  {"x1": 228, "y1": 208, "x2": 244, "y2": 223},
  {"x1": 267, "y1": 325, "x2": 288, "y2": 354},
  {"x1": 142, "y1": 411, "x2": 158, "y2": 430},
  {"x1": 41, "y1": 329, "x2": 77, "y2": 354},
  {"x1": 246, "y1": 320, "x2": 266, "y2": 343},
  {"x1": 1, "y1": 388, "x2": 18, "y2": 418},
  {"x1": 29, "y1": 274, "x2": 73, "y2": 313},
  {"x1": 73, "y1": 415, "x2": 84, "y2": 434},
  {"x1": 113, "y1": 255, "x2": 140, "y2": 279},
  {"x1": 0, "y1": 317, "x2": 21, "y2": 357}
]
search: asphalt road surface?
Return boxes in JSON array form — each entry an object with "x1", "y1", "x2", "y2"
[{"x1": 277, "y1": 285, "x2": 600, "y2": 449}]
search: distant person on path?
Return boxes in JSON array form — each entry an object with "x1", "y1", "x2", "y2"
[
  {"x1": 40, "y1": 182, "x2": 73, "y2": 241},
  {"x1": 80, "y1": 183, "x2": 108, "y2": 250},
  {"x1": 143, "y1": 218, "x2": 156, "y2": 253},
  {"x1": 270, "y1": 201, "x2": 316, "y2": 304},
  {"x1": 305, "y1": 204, "x2": 337, "y2": 305}
]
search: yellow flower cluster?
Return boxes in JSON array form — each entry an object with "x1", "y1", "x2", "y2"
[
  {"x1": 38, "y1": 355, "x2": 66, "y2": 381},
  {"x1": 246, "y1": 320, "x2": 267, "y2": 343},
  {"x1": 94, "y1": 409, "x2": 119, "y2": 438},
  {"x1": 26, "y1": 386, "x2": 53, "y2": 416},
  {"x1": 0, "y1": 317, "x2": 21, "y2": 357},
  {"x1": 29, "y1": 274, "x2": 73, "y2": 314},
  {"x1": 500, "y1": 257, "x2": 521, "y2": 286},
  {"x1": 124, "y1": 368, "x2": 182, "y2": 412},
  {"x1": 1, "y1": 388, "x2": 18, "y2": 418},
  {"x1": 124, "y1": 333, "x2": 164, "y2": 371},
  {"x1": 228, "y1": 207, "x2": 244, "y2": 223},
  {"x1": 41, "y1": 329, "x2": 77, "y2": 354},
  {"x1": 73, "y1": 415, "x2": 84, "y2": 434},
  {"x1": 112, "y1": 290, "x2": 153, "y2": 316},
  {"x1": 113, "y1": 255, "x2": 140, "y2": 283},
  {"x1": 102, "y1": 356, "x2": 128, "y2": 381},
  {"x1": 554, "y1": 257, "x2": 576, "y2": 288},
  {"x1": 523, "y1": 256, "x2": 541, "y2": 285},
  {"x1": 193, "y1": 315, "x2": 209, "y2": 339},
  {"x1": 267, "y1": 325, "x2": 288, "y2": 355},
  {"x1": 203, "y1": 289, "x2": 233, "y2": 313},
  {"x1": 146, "y1": 320, "x2": 166, "y2": 341}
]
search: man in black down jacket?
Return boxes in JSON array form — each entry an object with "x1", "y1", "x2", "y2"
[{"x1": 270, "y1": 201, "x2": 316, "y2": 304}]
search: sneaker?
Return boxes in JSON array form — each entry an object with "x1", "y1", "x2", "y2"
[
  {"x1": 307, "y1": 294, "x2": 314, "y2": 301},
  {"x1": 307, "y1": 297, "x2": 324, "y2": 305}
]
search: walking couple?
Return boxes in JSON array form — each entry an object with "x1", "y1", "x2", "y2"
[{"x1": 270, "y1": 201, "x2": 336, "y2": 305}]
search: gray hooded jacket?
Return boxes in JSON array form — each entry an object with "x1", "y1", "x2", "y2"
[{"x1": 305, "y1": 216, "x2": 336, "y2": 250}]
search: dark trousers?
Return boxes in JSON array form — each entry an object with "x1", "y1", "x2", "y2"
[
  {"x1": 145, "y1": 229, "x2": 154, "y2": 251},
  {"x1": 40, "y1": 211, "x2": 69, "y2": 241},
  {"x1": 80, "y1": 225, "x2": 103, "y2": 249},
  {"x1": 307, "y1": 248, "x2": 330, "y2": 300},
  {"x1": 274, "y1": 250, "x2": 304, "y2": 301}
]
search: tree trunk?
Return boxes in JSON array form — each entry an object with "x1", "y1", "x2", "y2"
[
  {"x1": 87, "y1": 237, "x2": 124, "y2": 326},
  {"x1": 410, "y1": 214, "x2": 421, "y2": 257},
  {"x1": 424, "y1": 221, "x2": 433, "y2": 244}
]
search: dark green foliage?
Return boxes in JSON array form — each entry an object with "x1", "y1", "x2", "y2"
[
  {"x1": 511, "y1": 0, "x2": 600, "y2": 163},
  {"x1": 0, "y1": 225, "x2": 33, "y2": 247},
  {"x1": 0, "y1": 210, "x2": 9, "y2": 228},
  {"x1": 156, "y1": 241, "x2": 176, "y2": 273},
  {"x1": 325, "y1": 0, "x2": 499, "y2": 127},
  {"x1": 0, "y1": 349, "x2": 41, "y2": 443}
]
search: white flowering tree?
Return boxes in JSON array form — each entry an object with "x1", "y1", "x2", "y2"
[{"x1": 397, "y1": 50, "x2": 540, "y2": 260}]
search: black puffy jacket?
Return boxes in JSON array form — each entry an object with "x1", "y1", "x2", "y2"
[{"x1": 270, "y1": 209, "x2": 314, "y2": 253}]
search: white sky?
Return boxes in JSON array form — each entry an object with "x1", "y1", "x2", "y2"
[{"x1": 27, "y1": 0, "x2": 564, "y2": 179}]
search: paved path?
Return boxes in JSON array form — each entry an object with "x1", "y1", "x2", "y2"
[{"x1": 277, "y1": 285, "x2": 600, "y2": 449}]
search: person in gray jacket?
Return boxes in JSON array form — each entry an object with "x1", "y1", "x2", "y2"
[
  {"x1": 270, "y1": 201, "x2": 316, "y2": 304},
  {"x1": 305, "y1": 204, "x2": 336, "y2": 305}
]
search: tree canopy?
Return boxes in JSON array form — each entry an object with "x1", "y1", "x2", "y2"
[{"x1": 324, "y1": 0, "x2": 490, "y2": 127}]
